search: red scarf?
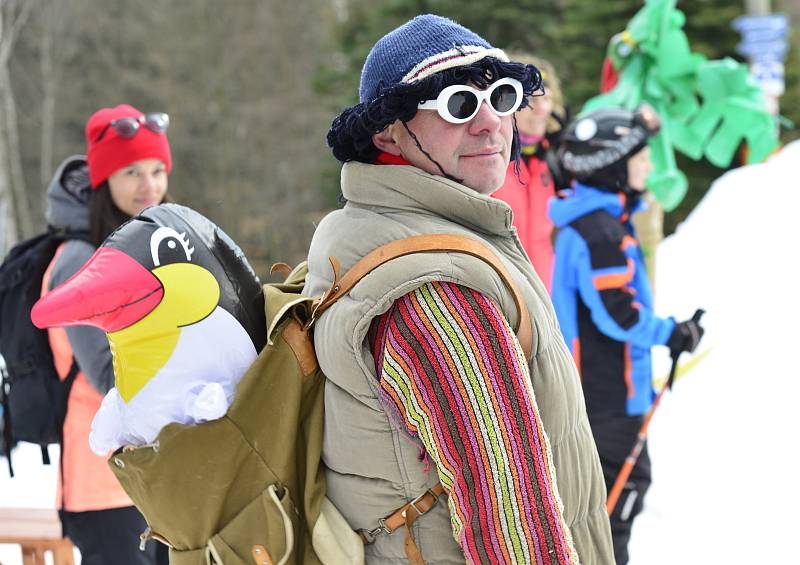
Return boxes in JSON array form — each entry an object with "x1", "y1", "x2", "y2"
[{"x1": 375, "y1": 151, "x2": 412, "y2": 166}]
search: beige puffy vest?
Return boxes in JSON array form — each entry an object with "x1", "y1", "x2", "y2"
[{"x1": 304, "y1": 163, "x2": 614, "y2": 564}]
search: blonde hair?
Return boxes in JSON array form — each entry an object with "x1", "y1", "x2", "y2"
[{"x1": 507, "y1": 52, "x2": 565, "y2": 135}]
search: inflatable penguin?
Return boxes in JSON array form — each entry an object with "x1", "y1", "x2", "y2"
[{"x1": 32, "y1": 203, "x2": 266, "y2": 454}]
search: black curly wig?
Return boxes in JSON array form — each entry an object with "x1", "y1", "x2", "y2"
[{"x1": 327, "y1": 57, "x2": 544, "y2": 171}]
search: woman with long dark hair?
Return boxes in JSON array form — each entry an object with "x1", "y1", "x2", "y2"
[{"x1": 42, "y1": 104, "x2": 172, "y2": 564}]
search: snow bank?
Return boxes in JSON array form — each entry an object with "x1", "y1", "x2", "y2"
[{"x1": 630, "y1": 141, "x2": 800, "y2": 564}]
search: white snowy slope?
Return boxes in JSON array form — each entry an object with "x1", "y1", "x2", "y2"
[{"x1": 629, "y1": 140, "x2": 800, "y2": 564}]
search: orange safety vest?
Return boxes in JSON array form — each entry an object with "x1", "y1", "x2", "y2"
[{"x1": 42, "y1": 243, "x2": 133, "y2": 512}]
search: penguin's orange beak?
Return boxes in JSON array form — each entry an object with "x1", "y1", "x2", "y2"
[{"x1": 31, "y1": 247, "x2": 163, "y2": 332}]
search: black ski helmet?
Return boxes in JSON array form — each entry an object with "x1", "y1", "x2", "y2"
[{"x1": 559, "y1": 104, "x2": 660, "y2": 193}]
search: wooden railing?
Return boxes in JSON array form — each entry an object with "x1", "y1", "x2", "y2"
[{"x1": 0, "y1": 508, "x2": 75, "y2": 565}]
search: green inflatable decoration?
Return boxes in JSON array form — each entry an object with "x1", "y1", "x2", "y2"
[{"x1": 583, "y1": 0, "x2": 779, "y2": 211}]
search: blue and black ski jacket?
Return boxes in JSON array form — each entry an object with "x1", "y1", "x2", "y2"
[{"x1": 548, "y1": 183, "x2": 675, "y2": 416}]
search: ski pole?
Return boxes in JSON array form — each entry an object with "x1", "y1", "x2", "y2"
[{"x1": 606, "y1": 309, "x2": 705, "y2": 515}]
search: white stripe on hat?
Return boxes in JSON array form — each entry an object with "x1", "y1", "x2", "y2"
[{"x1": 402, "y1": 46, "x2": 509, "y2": 84}]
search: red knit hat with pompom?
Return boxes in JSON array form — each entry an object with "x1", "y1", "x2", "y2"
[{"x1": 85, "y1": 104, "x2": 172, "y2": 188}]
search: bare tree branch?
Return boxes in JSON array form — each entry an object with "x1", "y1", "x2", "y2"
[
  {"x1": 0, "y1": 102, "x2": 16, "y2": 254},
  {"x1": 40, "y1": 1, "x2": 55, "y2": 187},
  {"x1": 1, "y1": 65, "x2": 33, "y2": 239},
  {"x1": 0, "y1": 0, "x2": 35, "y2": 68},
  {"x1": 0, "y1": 0, "x2": 36, "y2": 245}
]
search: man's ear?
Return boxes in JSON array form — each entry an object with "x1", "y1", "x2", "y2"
[{"x1": 372, "y1": 123, "x2": 403, "y2": 156}]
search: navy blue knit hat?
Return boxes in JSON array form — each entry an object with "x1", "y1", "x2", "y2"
[
  {"x1": 359, "y1": 14, "x2": 509, "y2": 103},
  {"x1": 328, "y1": 14, "x2": 541, "y2": 164}
]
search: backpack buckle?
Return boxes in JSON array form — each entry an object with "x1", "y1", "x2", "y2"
[
  {"x1": 407, "y1": 487, "x2": 439, "y2": 518},
  {"x1": 303, "y1": 296, "x2": 324, "y2": 331},
  {"x1": 357, "y1": 518, "x2": 391, "y2": 545},
  {"x1": 303, "y1": 256, "x2": 343, "y2": 331}
]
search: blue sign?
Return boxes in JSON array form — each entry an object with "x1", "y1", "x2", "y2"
[
  {"x1": 737, "y1": 39, "x2": 788, "y2": 60},
  {"x1": 732, "y1": 14, "x2": 788, "y2": 34},
  {"x1": 733, "y1": 13, "x2": 790, "y2": 62},
  {"x1": 736, "y1": 27, "x2": 788, "y2": 44}
]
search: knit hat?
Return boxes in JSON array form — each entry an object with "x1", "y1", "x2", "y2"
[
  {"x1": 358, "y1": 14, "x2": 508, "y2": 104},
  {"x1": 85, "y1": 104, "x2": 172, "y2": 189},
  {"x1": 328, "y1": 15, "x2": 540, "y2": 164}
]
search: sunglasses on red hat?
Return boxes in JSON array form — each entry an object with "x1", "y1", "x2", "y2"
[
  {"x1": 417, "y1": 78, "x2": 524, "y2": 124},
  {"x1": 94, "y1": 112, "x2": 170, "y2": 143}
]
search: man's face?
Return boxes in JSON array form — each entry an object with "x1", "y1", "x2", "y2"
[{"x1": 376, "y1": 87, "x2": 514, "y2": 195}]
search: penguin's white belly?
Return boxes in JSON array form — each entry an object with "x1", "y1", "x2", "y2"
[{"x1": 90, "y1": 306, "x2": 257, "y2": 454}]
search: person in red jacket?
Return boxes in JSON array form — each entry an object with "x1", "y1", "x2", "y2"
[{"x1": 493, "y1": 53, "x2": 565, "y2": 292}]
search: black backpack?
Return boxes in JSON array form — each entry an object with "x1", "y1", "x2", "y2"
[{"x1": 0, "y1": 228, "x2": 90, "y2": 476}]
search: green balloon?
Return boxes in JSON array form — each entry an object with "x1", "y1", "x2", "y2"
[{"x1": 583, "y1": 0, "x2": 778, "y2": 211}]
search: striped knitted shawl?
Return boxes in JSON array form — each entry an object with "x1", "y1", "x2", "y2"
[{"x1": 370, "y1": 281, "x2": 579, "y2": 564}]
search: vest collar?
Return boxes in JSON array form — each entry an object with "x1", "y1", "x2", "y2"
[{"x1": 341, "y1": 161, "x2": 514, "y2": 235}]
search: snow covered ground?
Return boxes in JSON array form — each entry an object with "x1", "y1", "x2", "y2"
[
  {"x1": 1, "y1": 142, "x2": 798, "y2": 565},
  {"x1": 629, "y1": 140, "x2": 800, "y2": 564}
]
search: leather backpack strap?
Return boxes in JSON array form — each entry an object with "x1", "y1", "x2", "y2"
[
  {"x1": 312, "y1": 234, "x2": 533, "y2": 360},
  {"x1": 358, "y1": 483, "x2": 446, "y2": 565}
]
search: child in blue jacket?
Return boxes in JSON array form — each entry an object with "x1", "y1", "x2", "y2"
[{"x1": 549, "y1": 105, "x2": 704, "y2": 564}]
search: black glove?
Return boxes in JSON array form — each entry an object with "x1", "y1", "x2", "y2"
[{"x1": 667, "y1": 318, "x2": 704, "y2": 356}]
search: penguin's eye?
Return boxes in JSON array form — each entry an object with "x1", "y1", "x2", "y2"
[{"x1": 150, "y1": 227, "x2": 195, "y2": 267}]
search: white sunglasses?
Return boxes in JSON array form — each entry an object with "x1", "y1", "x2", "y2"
[{"x1": 417, "y1": 77, "x2": 524, "y2": 124}]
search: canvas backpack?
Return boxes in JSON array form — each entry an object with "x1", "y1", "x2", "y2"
[
  {"x1": 0, "y1": 228, "x2": 90, "y2": 476},
  {"x1": 108, "y1": 234, "x2": 531, "y2": 565}
]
